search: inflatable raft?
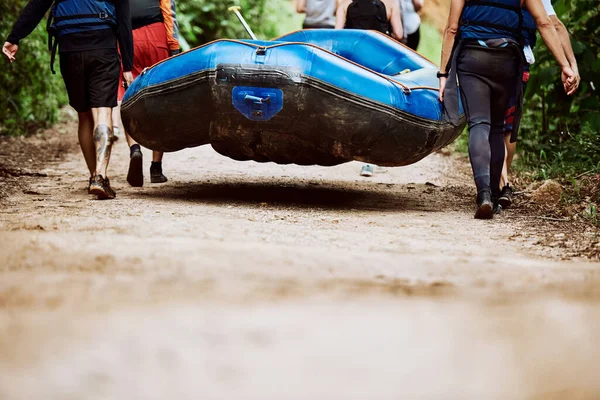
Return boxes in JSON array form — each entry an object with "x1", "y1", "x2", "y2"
[{"x1": 121, "y1": 30, "x2": 465, "y2": 166}]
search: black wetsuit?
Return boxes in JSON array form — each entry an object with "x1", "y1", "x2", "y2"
[{"x1": 458, "y1": 43, "x2": 518, "y2": 197}]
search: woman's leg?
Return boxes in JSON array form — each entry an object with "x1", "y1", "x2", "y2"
[{"x1": 458, "y1": 70, "x2": 493, "y2": 195}]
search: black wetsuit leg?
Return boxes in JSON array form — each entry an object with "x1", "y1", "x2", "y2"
[{"x1": 457, "y1": 45, "x2": 518, "y2": 197}]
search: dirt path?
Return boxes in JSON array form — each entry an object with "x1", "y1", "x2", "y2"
[{"x1": 1, "y1": 120, "x2": 600, "y2": 399}]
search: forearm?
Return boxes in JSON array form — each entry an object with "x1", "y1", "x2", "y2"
[
  {"x1": 553, "y1": 17, "x2": 577, "y2": 69},
  {"x1": 537, "y1": 17, "x2": 569, "y2": 69},
  {"x1": 7, "y1": 0, "x2": 54, "y2": 45},
  {"x1": 440, "y1": 27, "x2": 457, "y2": 72}
]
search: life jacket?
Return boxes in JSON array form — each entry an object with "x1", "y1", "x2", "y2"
[
  {"x1": 130, "y1": 0, "x2": 164, "y2": 30},
  {"x1": 459, "y1": 0, "x2": 523, "y2": 42},
  {"x1": 345, "y1": 0, "x2": 391, "y2": 36},
  {"x1": 46, "y1": 0, "x2": 117, "y2": 73},
  {"x1": 522, "y1": 9, "x2": 537, "y2": 48}
]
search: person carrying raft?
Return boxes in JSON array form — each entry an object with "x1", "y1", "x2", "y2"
[
  {"x1": 439, "y1": 0, "x2": 577, "y2": 219},
  {"x1": 3, "y1": 0, "x2": 134, "y2": 200},
  {"x1": 295, "y1": 0, "x2": 339, "y2": 29},
  {"x1": 113, "y1": 0, "x2": 182, "y2": 187},
  {"x1": 335, "y1": 0, "x2": 404, "y2": 177},
  {"x1": 497, "y1": 0, "x2": 580, "y2": 209}
]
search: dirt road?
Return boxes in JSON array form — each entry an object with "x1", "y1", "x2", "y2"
[{"x1": 1, "y1": 121, "x2": 600, "y2": 399}]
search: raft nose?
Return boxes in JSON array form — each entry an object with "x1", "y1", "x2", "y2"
[{"x1": 232, "y1": 86, "x2": 284, "y2": 121}]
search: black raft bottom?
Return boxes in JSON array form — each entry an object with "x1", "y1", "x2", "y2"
[{"x1": 121, "y1": 65, "x2": 465, "y2": 167}]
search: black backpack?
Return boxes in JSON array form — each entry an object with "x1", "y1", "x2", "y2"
[{"x1": 344, "y1": 0, "x2": 391, "y2": 35}]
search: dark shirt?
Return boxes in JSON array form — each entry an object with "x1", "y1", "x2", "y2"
[{"x1": 7, "y1": 0, "x2": 134, "y2": 71}]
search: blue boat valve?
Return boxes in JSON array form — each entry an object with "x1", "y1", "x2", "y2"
[{"x1": 244, "y1": 94, "x2": 272, "y2": 104}]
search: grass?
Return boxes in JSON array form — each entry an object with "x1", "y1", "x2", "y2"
[{"x1": 416, "y1": 22, "x2": 442, "y2": 66}]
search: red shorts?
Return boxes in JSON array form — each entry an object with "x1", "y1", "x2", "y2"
[{"x1": 119, "y1": 22, "x2": 170, "y2": 101}]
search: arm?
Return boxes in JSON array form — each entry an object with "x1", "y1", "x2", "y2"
[
  {"x1": 524, "y1": 0, "x2": 575, "y2": 94},
  {"x1": 296, "y1": 0, "x2": 306, "y2": 13},
  {"x1": 438, "y1": 0, "x2": 464, "y2": 101},
  {"x1": 3, "y1": 0, "x2": 54, "y2": 62},
  {"x1": 335, "y1": 2, "x2": 349, "y2": 29},
  {"x1": 6, "y1": 0, "x2": 54, "y2": 45},
  {"x1": 413, "y1": 0, "x2": 424, "y2": 12},
  {"x1": 551, "y1": 15, "x2": 579, "y2": 80},
  {"x1": 160, "y1": 0, "x2": 180, "y2": 52},
  {"x1": 390, "y1": 2, "x2": 404, "y2": 40},
  {"x1": 115, "y1": 0, "x2": 133, "y2": 83}
]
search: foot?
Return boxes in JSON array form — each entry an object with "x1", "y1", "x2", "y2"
[
  {"x1": 89, "y1": 174, "x2": 116, "y2": 200},
  {"x1": 474, "y1": 190, "x2": 493, "y2": 220},
  {"x1": 127, "y1": 146, "x2": 144, "y2": 187},
  {"x1": 87, "y1": 176, "x2": 93, "y2": 194},
  {"x1": 360, "y1": 164, "x2": 374, "y2": 177},
  {"x1": 150, "y1": 162, "x2": 168, "y2": 184},
  {"x1": 498, "y1": 184, "x2": 514, "y2": 209}
]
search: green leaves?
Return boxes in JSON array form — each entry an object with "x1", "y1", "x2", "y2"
[
  {"x1": 518, "y1": 0, "x2": 600, "y2": 178},
  {"x1": 0, "y1": 1, "x2": 68, "y2": 136}
]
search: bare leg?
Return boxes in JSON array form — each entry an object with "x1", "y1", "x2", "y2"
[
  {"x1": 500, "y1": 133, "x2": 516, "y2": 188},
  {"x1": 91, "y1": 107, "x2": 114, "y2": 177},
  {"x1": 78, "y1": 111, "x2": 96, "y2": 176},
  {"x1": 111, "y1": 101, "x2": 124, "y2": 141},
  {"x1": 152, "y1": 151, "x2": 163, "y2": 162}
]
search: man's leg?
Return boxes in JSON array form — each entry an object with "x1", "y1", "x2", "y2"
[
  {"x1": 150, "y1": 150, "x2": 168, "y2": 183},
  {"x1": 78, "y1": 110, "x2": 96, "y2": 177},
  {"x1": 498, "y1": 132, "x2": 516, "y2": 208},
  {"x1": 88, "y1": 107, "x2": 116, "y2": 199}
]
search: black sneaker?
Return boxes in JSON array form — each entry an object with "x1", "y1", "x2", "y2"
[
  {"x1": 475, "y1": 190, "x2": 494, "y2": 219},
  {"x1": 89, "y1": 174, "x2": 116, "y2": 200},
  {"x1": 127, "y1": 148, "x2": 144, "y2": 187},
  {"x1": 150, "y1": 163, "x2": 168, "y2": 184},
  {"x1": 498, "y1": 184, "x2": 514, "y2": 209}
]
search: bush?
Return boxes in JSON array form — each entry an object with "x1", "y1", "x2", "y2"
[
  {"x1": 518, "y1": 0, "x2": 600, "y2": 178},
  {"x1": 0, "y1": 2, "x2": 68, "y2": 136},
  {"x1": 176, "y1": 0, "x2": 300, "y2": 47}
]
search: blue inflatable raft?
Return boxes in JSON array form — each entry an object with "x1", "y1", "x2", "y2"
[{"x1": 121, "y1": 30, "x2": 465, "y2": 166}]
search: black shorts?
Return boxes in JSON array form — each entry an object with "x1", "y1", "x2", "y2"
[{"x1": 59, "y1": 48, "x2": 120, "y2": 113}]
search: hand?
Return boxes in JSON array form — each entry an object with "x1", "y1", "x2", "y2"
[
  {"x1": 123, "y1": 71, "x2": 134, "y2": 89},
  {"x1": 570, "y1": 64, "x2": 581, "y2": 93},
  {"x1": 169, "y1": 48, "x2": 182, "y2": 57},
  {"x1": 561, "y1": 65, "x2": 577, "y2": 96},
  {"x1": 439, "y1": 77, "x2": 447, "y2": 102},
  {"x1": 2, "y1": 42, "x2": 18, "y2": 63}
]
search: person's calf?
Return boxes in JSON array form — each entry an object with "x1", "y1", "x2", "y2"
[{"x1": 150, "y1": 161, "x2": 168, "y2": 184}]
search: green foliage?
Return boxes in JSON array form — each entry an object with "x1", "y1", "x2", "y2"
[
  {"x1": 0, "y1": 1, "x2": 68, "y2": 136},
  {"x1": 417, "y1": 22, "x2": 442, "y2": 66},
  {"x1": 176, "y1": 0, "x2": 300, "y2": 46},
  {"x1": 518, "y1": 0, "x2": 600, "y2": 178}
]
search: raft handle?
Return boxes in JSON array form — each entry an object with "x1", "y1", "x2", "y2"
[
  {"x1": 244, "y1": 94, "x2": 272, "y2": 104},
  {"x1": 256, "y1": 46, "x2": 267, "y2": 56},
  {"x1": 402, "y1": 87, "x2": 412, "y2": 95}
]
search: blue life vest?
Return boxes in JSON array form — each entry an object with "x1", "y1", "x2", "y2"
[
  {"x1": 49, "y1": 0, "x2": 117, "y2": 38},
  {"x1": 459, "y1": 0, "x2": 523, "y2": 41},
  {"x1": 522, "y1": 9, "x2": 537, "y2": 48}
]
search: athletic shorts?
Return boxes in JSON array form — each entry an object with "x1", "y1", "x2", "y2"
[
  {"x1": 503, "y1": 66, "x2": 531, "y2": 135},
  {"x1": 59, "y1": 48, "x2": 120, "y2": 113},
  {"x1": 118, "y1": 22, "x2": 171, "y2": 101}
]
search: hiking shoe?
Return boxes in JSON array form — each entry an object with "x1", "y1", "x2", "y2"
[
  {"x1": 493, "y1": 202, "x2": 503, "y2": 215},
  {"x1": 498, "y1": 184, "x2": 514, "y2": 209},
  {"x1": 127, "y1": 148, "x2": 144, "y2": 187},
  {"x1": 150, "y1": 167, "x2": 168, "y2": 183},
  {"x1": 89, "y1": 174, "x2": 116, "y2": 200},
  {"x1": 360, "y1": 164, "x2": 374, "y2": 177},
  {"x1": 87, "y1": 176, "x2": 93, "y2": 194},
  {"x1": 474, "y1": 190, "x2": 493, "y2": 220}
]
